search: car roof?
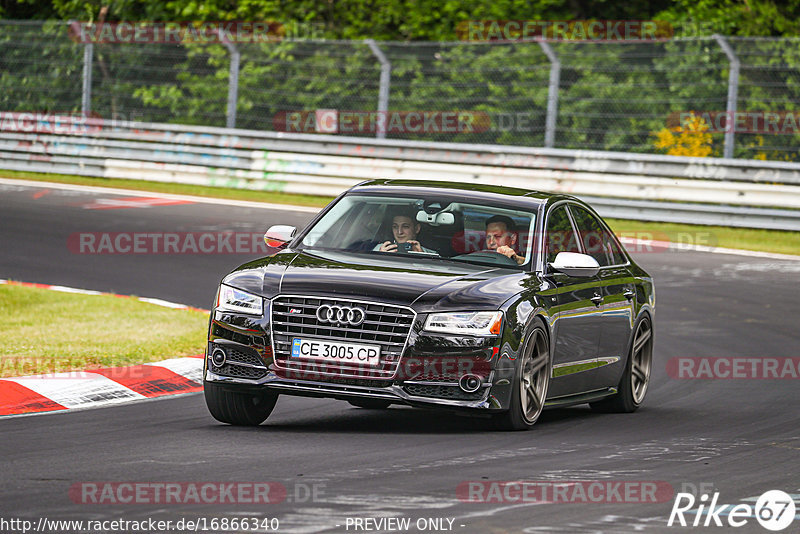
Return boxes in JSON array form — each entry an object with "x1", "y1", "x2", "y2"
[{"x1": 351, "y1": 179, "x2": 579, "y2": 206}]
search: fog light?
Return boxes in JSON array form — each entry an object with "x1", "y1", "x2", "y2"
[
  {"x1": 459, "y1": 374, "x2": 482, "y2": 393},
  {"x1": 211, "y1": 347, "x2": 227, "y2": 367}
]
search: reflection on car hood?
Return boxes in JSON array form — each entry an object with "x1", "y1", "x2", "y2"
[{"x1": 222, "y1": 249, "x2": 533, "y2": 311}]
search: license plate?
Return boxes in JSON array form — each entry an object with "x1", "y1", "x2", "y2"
[{"x1": 291, "y1": 338, "x2": 381, "y2": 367}]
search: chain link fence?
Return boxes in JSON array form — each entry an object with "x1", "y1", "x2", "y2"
[{"x1": 1, "y1": 20, "x2": 799, "y2": 160}]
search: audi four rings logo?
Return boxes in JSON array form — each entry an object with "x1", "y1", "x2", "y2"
[{"x1": 316, "y1": 305, "x2": 366, "y2": 326}]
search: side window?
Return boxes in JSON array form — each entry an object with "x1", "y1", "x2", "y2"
[
  {"x1": 606, "y1": 230, "x2": 627, "y2": 265},
  {"x1": 568, "y1": 205, "x2": 625, "y2": 267},
  {"x1": 545, "y1": 205, "x2": 580, "y2": 264}
]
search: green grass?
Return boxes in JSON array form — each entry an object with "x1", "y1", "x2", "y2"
[
  {"x1": 606, "y1": 219, "x2": 800, "y2": 256},
  {"x1": 3, "y1": 169, "x2": 799, "y2": 256},
  {"x1": 0, "y1": 284, "x2": 208, "y2": 378},
  {"x1": 0, "y1": 169, "x2": 334, "y2": 208}
]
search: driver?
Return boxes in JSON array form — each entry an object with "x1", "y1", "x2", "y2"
[
  {"x1": 375, "y1": 210, "x2": 436, "y2": 254},
  {"x1": 485, "y1": 215, "x2": 525, "y2": 265}
]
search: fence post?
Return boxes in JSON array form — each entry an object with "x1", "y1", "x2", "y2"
[
  {"x1": 221, "y1": 41, "x2": 240, "y2": 129},
  {"x1": 713, "y1": 35, "x2": 740, "y2": 159},
  {"x1": 81, "y1": 42, "x2": 93, "y2": 117},
  {"x1": 538, "y1": 41, "x2": 560, "y2": 148},
  {"x1": 366, "y1": 39, "x2": 391, "y2": 139}
]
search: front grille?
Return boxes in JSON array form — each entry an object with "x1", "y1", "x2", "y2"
[
  {"x1": 271, "y1": 296, "x2": 415, "y2": 379},
  {"x1": 403, "y1": 384, "x2": 485, "y2": 401}
]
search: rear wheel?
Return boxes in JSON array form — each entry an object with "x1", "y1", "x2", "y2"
[
  {"x1": 347, "y1": 399, "x2": 392, "y2": 409},
  {"x1": 494, "y1": 324, "x2": 551, "y2": 431},
  {"x1": 590, "y1": 314, "x2": 653, "y2": 413},
  {"x1": 204, "y1": 381, "x2": 278, "y2": 426}
]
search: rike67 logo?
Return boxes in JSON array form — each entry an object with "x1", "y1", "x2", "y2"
[{"x1": 668, "y1": 489, "x2": 797, "y2": 531}]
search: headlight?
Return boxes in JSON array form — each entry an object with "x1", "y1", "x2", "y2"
[
  {"x1": 216, "y1": 284, "x2": 263, "y2": 315},
  {"x1": 424, "y1": 311, "x2": 503, "y2": 336}
]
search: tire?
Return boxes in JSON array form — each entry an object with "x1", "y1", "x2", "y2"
[
  {"x1": 347, "y1": 399, "x2": 392, "y2": 409},
  {"x1": 590, "y1": 314, "x2": 653, "y2": 413},
  {"x1": 493, "y1": 323, "x2": 551, "y2": 431},
  {"x1": 204, "y1": 381, "x2": 278, "y2": 426}
]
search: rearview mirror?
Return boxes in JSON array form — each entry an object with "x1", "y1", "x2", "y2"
[
  {"x1": 264, "y1": 225, "x2": 297, "y2": 248},
  {"x1": 548, "y1": 252, "x2": 600, "y2": 278},
  {"x1": 416, "y1": 210, "x2": 455, "y2": 226}
]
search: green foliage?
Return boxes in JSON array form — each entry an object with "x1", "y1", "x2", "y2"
[
  {"x1": 0, "y1": 21, "x2": 83, "y2": 112},
  {"x1": 657, "y1": 0, "x2": 800, "y2": 38},
  {"x1": 1, "y1": 1, "x2": 799, "y2": 159},
  {"x1": 3, "y1": 0, "x2": 799, "y2": 39}
]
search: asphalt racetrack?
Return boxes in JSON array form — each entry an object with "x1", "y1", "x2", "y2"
[{"x1": 1, "y1": 180, "x2": 798, "y2": 533}]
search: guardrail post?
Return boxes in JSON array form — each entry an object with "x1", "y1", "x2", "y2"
[
  {"x1": 222, "y1": 41, "x2": 240, "y2": 129},
  {"x1": 366, "y1": 39, "x2": 391, "y2": 139},
  {"x1": 713, "y1": 35, "x2": 740, "y2": 159},
  {"x1": 81, "y1": 42, "x2": 94, "y2": 116},
  {"x1": 538, "y1": 41, "x2": 560, "y2": 148}
]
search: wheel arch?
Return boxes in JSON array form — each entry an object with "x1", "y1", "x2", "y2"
[{"x1": 621, "y1": 307, "x2": 654, "y2": 370}]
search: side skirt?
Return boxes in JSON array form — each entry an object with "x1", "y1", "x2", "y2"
[{"x1": 544, "y1": 387, "x2": 617, "y2": 409}]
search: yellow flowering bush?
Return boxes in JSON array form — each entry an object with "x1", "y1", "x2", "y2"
[{"x1": 654, "y1": 113, "x2": 713, "y2": 157}]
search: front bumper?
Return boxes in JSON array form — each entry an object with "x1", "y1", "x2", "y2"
[
  {"x1": 205, "y1": 367, "x2": 503, "y2": 411},
  {"x1": 206, "y1": 298, "x2": 518, "y2": 413}
]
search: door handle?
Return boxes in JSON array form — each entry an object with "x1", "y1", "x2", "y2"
[
  {"x1": 623, "y1": 289, "x2": 635, "y2": 300},
  {"x1": 591, "y1": 294, "x2": 603, "y2": 306}
]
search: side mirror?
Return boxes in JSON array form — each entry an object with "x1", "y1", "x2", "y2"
[
  {"x1": 548, "y1": 252, "x2": 600, "y2": 278},
  {"x1": 264, "y1": 225, "x2": 297, "y2": 248}
]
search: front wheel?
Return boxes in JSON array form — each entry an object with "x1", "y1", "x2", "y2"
[
  {"x1": 590, "y1": 314, "x2": 653, "y2": 413},
  {"x1": 494, "y1": 324, "x2": 551, "y2": 431},
  {"x1": 204, "y1": 381, "x2": 278, "y2": 426}
]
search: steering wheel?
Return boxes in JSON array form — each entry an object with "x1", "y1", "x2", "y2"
[{"x1": 345, "y1": 239, "x2": 379, "y2": 252}]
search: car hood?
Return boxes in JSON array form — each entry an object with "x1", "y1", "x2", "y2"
[{"x1": 222, "y1": 249, "x2": 533, "y2": 312}]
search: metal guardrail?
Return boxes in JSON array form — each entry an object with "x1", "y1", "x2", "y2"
[{"x1": 1, "y1": 117, "x2": 800, "y2": 230}]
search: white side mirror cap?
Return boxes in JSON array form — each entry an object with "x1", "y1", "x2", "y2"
[
  {"x1": 549, "y1": 252, "x2": 600, "y2": 278},
  {"x1": 264, "y1": 225, "x2": 297, "y2": 247}
]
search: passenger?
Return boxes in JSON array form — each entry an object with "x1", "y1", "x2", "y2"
[
  {"x1": 375, "y1": 211, "x2": 436, "y2": 254},
  {"x1": 485, "y1": 215, "x2": 525, "y2": 265}
]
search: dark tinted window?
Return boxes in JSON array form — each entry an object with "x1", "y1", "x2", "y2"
[
  {"x1": 568, "y1": 205, "x2": 626, "y2": 266},
  {"x1": 299, "y1": 193, "x2": 536, "y2": 269},
  {"x1": 545, "y1": 205, "x2": 580, "y2": 264}
]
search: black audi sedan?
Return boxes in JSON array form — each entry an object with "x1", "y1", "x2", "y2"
[{"x1": 204, "y1": 180, "x2": 655, "y2": 430}]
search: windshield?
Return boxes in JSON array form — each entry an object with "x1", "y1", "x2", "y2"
[{"x1": 298, "y1": 192, "x2": 537, "y2": 269}]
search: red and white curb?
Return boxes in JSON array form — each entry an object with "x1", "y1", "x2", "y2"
[
  {"x1": 0, "y1": 357, "x2": 205, "y2": 416},
  {"x1": 0, "y1": 279, "x2": 209, "y2": 416}
]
